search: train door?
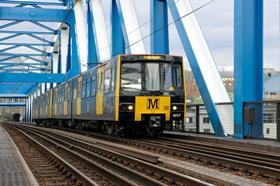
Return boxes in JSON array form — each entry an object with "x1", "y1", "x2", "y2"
[
  {"x1": 96, "y1": 66, "x2": 105, "y2": 115},
  {"x1": 77, "y1": 76, "x2": 82, "y2": 116}
]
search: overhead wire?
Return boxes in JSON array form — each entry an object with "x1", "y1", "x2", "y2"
[{"x1": 5, "y1": 0, "x2": 215, "y2": 97}]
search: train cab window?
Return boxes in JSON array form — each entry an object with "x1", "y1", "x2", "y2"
[
  {"x1": 86, "y1": 79, "x2": 91, "y2": 97},
  {"x1": 162, "y1": 64, "x2": 182, "y2": 91},
  {"x1": 104, "y1": 69, "x2": 111, "y2": 94},
  {"x1": 121, "y1": 63, "x2": 141, "y2": 92},
  {"x1": 145, "y1": 63, "x2": 160, "y2": 91},
  {"x1": 91, "y1": 76, "x2": 96, "y2": 96}
]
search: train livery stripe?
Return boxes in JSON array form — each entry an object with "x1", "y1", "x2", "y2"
[
  {"x1": 64, "y1": 82, "x2": 68, "y2": 116},
  {"x1": 96, "y1": 65, "x2": 105, "y2": 115},
  {"x1": 115, "y1": 56, "x2": 121, "y2": 121}
]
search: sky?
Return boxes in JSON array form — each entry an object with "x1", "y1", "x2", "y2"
[{"x1": 102, "y1": 0, "x2": 280, "y2": 71}]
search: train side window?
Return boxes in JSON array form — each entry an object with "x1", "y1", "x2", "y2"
[
  {"x1": 68, "y1": 85, "x2": 71, "y2": 101},
  {"x1": 82, "y1": 79, "x2": 86, "y2": 98},
  {"x1": 104, "y1": 69, "x2": 111, "y2": 94},
  {"x1": 91, "y1": 76, "x2": 96, "y2": 96},
  {"x1": 61, "y1": 88, "x2": 64, "y2": 102},
  {"x1": 97, "y1": 73, "x2": 101, "y2": 92},
  {"x1": 97, "y1": 72, "x2": 104, "y2": 92},
  {"x1": 86, "y1": 79, "x2": 91, "y2": 97},
  {"x1": 73, "y1": 80, "x2": 77, "y2": 99},
  {"x1": 110, "y1": 67, "x2": 115, "y2": 92},
  {"x1": 65, "y1": 86, "x2": 68, "y2": 101}
]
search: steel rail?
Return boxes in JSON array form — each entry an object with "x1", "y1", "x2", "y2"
[
  {"x1": 18, "y1": 127, "x2": 170, "y2": 186},
  {"x1": 13, "y1": 127, "x2": 98, "y2": 186},
  {"x1": 18, "y1": 125, "x2": 212, "y2": 186}
]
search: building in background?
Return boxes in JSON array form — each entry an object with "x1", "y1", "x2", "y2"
[{"x1": 185, "y1": 68, "x2": 280, "y2": 139}]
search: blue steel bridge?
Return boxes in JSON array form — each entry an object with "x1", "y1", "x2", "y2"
[{"x1": 0, "y1": 0, "x2": 266, "y2": 139}]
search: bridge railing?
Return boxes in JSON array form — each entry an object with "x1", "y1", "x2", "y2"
[{"x1": 185, "y1": 101, "x2": 280, "y2": 141}]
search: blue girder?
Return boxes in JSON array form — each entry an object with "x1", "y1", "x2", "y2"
[
  {"x1": 234, "y1": 0, "x2": 264, "y2": 138},
  {"x1": 0, "y1": 7, "x2": 68, "y2": 22}
]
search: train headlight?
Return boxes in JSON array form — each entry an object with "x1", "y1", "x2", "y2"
[
  {"x1": 172, "y1": 105, "x2": 177, "y2": 111},
  {"x1": 128, "y1": 105, "x2": 134, "y2": 111}
]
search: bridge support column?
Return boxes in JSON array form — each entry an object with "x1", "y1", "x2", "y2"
[
  {"x1": 112, "y1": 0, "x2": 125, "y2": 56},
  {"x1": 234, "y1": 0, "x2": 263, "y2": 138},
  {"x1": 150, "y1": 0, "x2": 169, "y2": 54},
  {"x1": 87, "y1": 1, "x2": 98, "y2": 68}
]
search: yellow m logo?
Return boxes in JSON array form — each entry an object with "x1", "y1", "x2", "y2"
[{"x1": 147, "y1": 98, "x2": 159, "y2": 109}]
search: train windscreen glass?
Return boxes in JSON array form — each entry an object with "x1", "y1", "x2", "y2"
[
  {"x1": 121, "y1": 63, "x2": 142, "y2": 92},
  {"x1": 121, "y1": 62, "x2": 182, "y2": 95}
]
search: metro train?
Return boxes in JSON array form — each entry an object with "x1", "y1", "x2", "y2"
[{"x1": 32, "y1": 54, "x2": 186, "y2": 137}]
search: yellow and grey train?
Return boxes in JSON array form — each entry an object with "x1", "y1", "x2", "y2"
[{"x1": 32, "y1": 54, "x2": 186, "y2": 137}]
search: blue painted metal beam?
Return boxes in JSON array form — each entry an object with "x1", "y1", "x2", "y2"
[
  {"x1": 0, "y1": 63, "x2": 47, "y2": 65},
  {"x1": 0, "y1": 1, "x2": 65, "y2": 6},
  {"x1": 87, "y1": 1, "x2": 98, "y2": 68},
  {"x1": 26, "y1": 33, "x2": 52, "y2": 44},
  {"x1": 25, "y1": 45, "x2": 49, "y2": 54},
  {"x1": 150, "y1": 0, "x2": 169, "y2": 54},
  {"x1": 0, "y1": 94, "x2": 27, "y2": 98},
  {"x1": 30, "y1": 21, "x2": 57, "y2": 32},
  {"x1": 167, "y1": 0, "x2": 230, "y2": 136},
  {"x1": 0, "y1": 30, "x2": 57, "y2": 35},
  {"x1": 0, "y1": 53, "x2": 51, "y2": 57},
  {"x1": 0, "y1": 7, "x2": 68, "y2": 22},
  {"x1": 0, "y1": 20, "x2": 22, "y2": 29},
  {"x1": 111, "y1": 0, "x2": 125, "y2": 57},
  {"x1": 0, "y1": 45, "x2": 20, "y2": 53},
  {"x1": 0, "y1": 33, "x2": 22, "y2": 42},
  {"x1": 64, "y1": 11, "x2": 80, "y2": 77},
  {"x1": 0, "y1": 42, "x2": 54, "y2": 46},
  {"x1": 0, "y1": 102, "x2": 26, "y2": 107},
  {"x1": 234, "y1": 0, "x2": 263, "y2": 138},
  {"x1": 0, "y1": 73, "x2": 66, "y2": 83}
]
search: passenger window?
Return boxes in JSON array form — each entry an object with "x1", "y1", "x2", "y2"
[
  {"x1": 98, "y1": 71, "x2": 104, "y2": 92},
  {"x1": 111, "y1": 67, "x2": 115, "y2": 92},
  {"x1": 104, "y1": 69, "x2": 111, "y2": 94},
  {"x1": 91, "y1": 76, "x2": 96, "y2": 96},
  {"x1": 68, "y1": 85, "x2": 71, "y2": 101},
  {"x1": 86, "y1": 79, "x2": 91, "y2": 97},
  {"x1": 61, "y1": 88, "x2": 64, "y2": 102},
  {"x1": 73, "y1": 83, "x2": 77, "y2": 99},
  {"x1": 78, "y1": 79, "x2": 82, "y2": 98},
  {"x1": 65, "y1": 86, "x2": 68, "y2": 101},
  {"x1": 82, "y1": 80, "x2": 86, "y2": 98}
]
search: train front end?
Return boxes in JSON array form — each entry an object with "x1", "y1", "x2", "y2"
[{"x1": 118, "y1": 55, "x2": 186, "y2": 136}]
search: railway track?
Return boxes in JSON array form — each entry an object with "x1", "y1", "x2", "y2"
[
  {"x1": 3, "y1": 124, "x2": 98, "y2": 186},
  {"x1": 11, "y1": 124, "x2": 212, "y2": 186},
  {"x1": 39, "y1": 126, "x2": 280, "y2": 184}
]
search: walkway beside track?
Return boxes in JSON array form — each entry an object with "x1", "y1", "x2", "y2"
[
  {"x1": 164, "y1": 131, "x2": 280, "y2": 153},
  {"x1": 0, "y1": 124, "x2": 38, "y2": 186}
]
